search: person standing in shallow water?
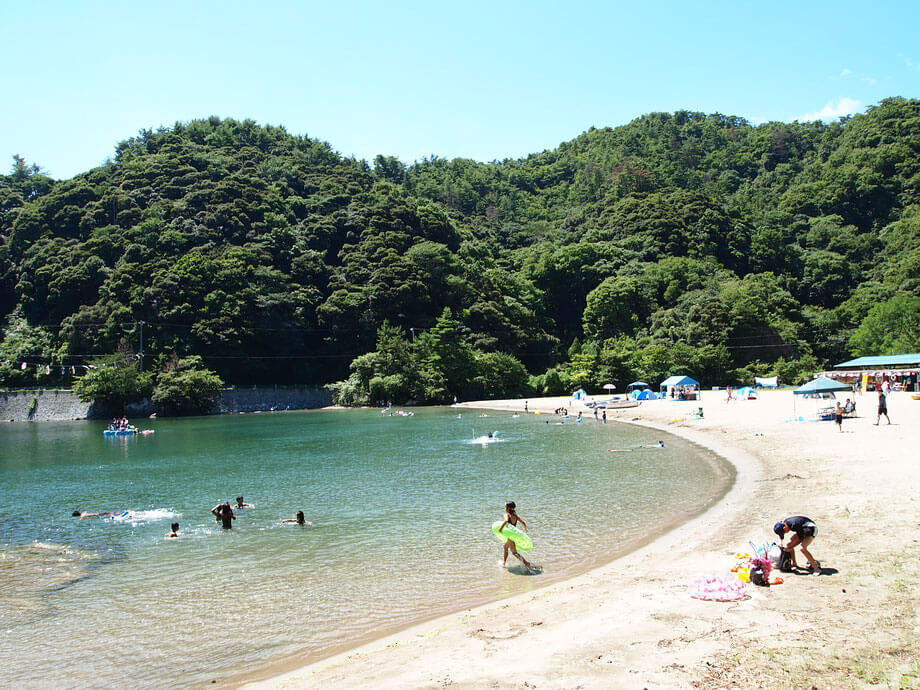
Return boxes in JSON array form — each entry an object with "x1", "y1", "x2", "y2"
[
  {"x1": 211, "y1": 502, "x2": 235, "y2": 529},
  {"x1": 498, "y1": 501, "x2": 532, "y2": 570}
]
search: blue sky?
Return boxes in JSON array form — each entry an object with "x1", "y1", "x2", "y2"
[{"x1": 2, "y1": 1, "x2": 918, "y2": 180}]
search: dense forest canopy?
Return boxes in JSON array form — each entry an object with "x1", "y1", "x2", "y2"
[{"x1": 2, "y1": 99, "x2": 919, "y2": 403}]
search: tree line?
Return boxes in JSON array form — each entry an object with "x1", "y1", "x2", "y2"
[{"x1": 1, "y1": 99, "x2": 918, "y2": 409}]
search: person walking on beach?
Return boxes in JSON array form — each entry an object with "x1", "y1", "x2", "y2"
[
  {"x1": 875, "y1": 388, "x2": 891, "y2": 425},
  {"x1": 602, "y1": 409, "x2": 607, "y2": 424},
  {"x1": 211, "y1": 502, "x2": 236, "y2": 529},
  {"x1": 773, "y1": 516, "x2": 821, "y2": 575},
  {"x1": 834, "y1": 402, "x2": 843, "y2": 432},
  {"x1": 498, "y1": 501, "x2": 532, "y2": 570}
]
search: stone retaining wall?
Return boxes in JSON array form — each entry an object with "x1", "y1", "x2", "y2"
[
  {"x1": 0, "y1": 386, "x2": 332, "y2": 423},
  {"x1": 216, "y1": 386, "x2": 332, "y2": 414},
  {"x1": 0, "y1": 389, "x2": 95, "y2": 422}
]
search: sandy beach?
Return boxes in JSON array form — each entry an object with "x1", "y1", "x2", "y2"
[{"x1": 243, "y1": 389, "x2": 920, "y2": 689}]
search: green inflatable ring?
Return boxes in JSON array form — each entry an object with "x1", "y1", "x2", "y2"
[{"x1": 492, "y1": 520, "x2": 533, "y2": 551}]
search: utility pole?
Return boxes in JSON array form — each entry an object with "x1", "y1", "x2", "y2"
[{"x1": 138, "y1": 321, "x2": 145, "y2": 372}]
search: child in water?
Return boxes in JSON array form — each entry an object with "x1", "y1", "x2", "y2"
[
  {"x1": 281, "y1": 510, "x2": 312, "y2": 525},
  {"x1": 167, "y1": 522, "x2": 180, "y2": 538},
  {"x1": 498, "y1": 501, "x2": 532, "y2": 570}
]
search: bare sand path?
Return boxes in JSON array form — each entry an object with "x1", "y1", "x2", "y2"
[{"x1": 242, "y1": 390, "x2": 920, "y2": 689}]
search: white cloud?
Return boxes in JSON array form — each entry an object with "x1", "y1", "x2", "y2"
[
  {"x1": 839, "y1": 68, "x2": 852, "y2": 78},
  {"x1": 799, "y1": 97, "x2": 863, "y2": 122}
]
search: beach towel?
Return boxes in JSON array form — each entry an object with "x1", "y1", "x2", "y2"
[{"x1": 689, "y1": 573, "x2": 748, "y2": 601}]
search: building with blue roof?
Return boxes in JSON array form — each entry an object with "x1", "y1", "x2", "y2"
[{"x1": 821, "y1": 353, "x2": 920, "y2": 392}]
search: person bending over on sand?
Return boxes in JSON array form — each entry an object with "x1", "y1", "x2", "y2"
[
  {"x1": 281, "y1": 511, "x2": 312, "y2": 525},
  {"x1": 774, "y1": 516, "x2": 821, "y2": 575},
  {"x1": 167, "y1": 522, "x2": 179, "y2": 538},
  {"x1": 234, "y1": 496, "x2": 253, "y2": 509},
  {"x1": 498, "y1": 501, "x2": 532, "y2": 570},
  {"x1": 211, "y1": 502, "x2": 236, "y2": 529}
]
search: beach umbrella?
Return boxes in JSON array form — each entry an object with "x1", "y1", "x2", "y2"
[
  {"x1": 602, "y1": 383, "x2": 616, "y2": 390},
  {"x1": 793, "y1": 377, "x2": 851, "y2": 395},
  {"x1": 792, "y1": 377, "x2": 851, "y2": 418},
  {"x1": 627, "y1": 381, "x2": 649, "y2": 392}
]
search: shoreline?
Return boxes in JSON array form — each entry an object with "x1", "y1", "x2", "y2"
[
  {"x1": 227, "y1": 403, "x2": 737, "y2": 688},
  {"x1": 239, "y1": 390, "x2": 920, "y2": 688},
  {"x1": 237, "y1": 395, "x2": 761, "y2": 689}
]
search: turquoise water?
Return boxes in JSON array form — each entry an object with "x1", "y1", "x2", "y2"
[{"x1": 0, "y1": 408, "x2": 730, "y2": 687}]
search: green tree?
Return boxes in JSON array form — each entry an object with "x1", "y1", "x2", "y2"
[
  {"x1": 72, "y1": 357, "x2": 152, "y2": 414},
  {"x1": 151, "y1": 355, "x2": 224, "y2": 416},
  {"x1": 848, "y1": 294, "x2": 920, "y2": 356},
  {"x1": 469, "y1": 351, "x2": 530, "y2": 399},
  {"x1": 413, "y1": 308, "x2": 475, "y2": 402},
  {"x1": 583, "y1": 276, "x2": 650, "y2": 340}
]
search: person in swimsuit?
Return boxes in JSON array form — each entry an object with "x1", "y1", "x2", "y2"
[
  {"x1": 875, "y1": 389, "x2": 890, "y2": 425},
  {"x1": 281, "y1": 510, "x2": 312, "y2": 525},
  {"x1": 234, "y1": 496, "x2": 253, "y2": 509},
  {"x1": 498, "y1": 501, "x2": 532, "y2": 570},
  {"x1": 835, "y1": 402, "x2": 843, "y2": 432},
  {"x1": 167, "y1": 522, "x2": 180, "y2": 538},
  {"x1": 211, "y1": 502, "x2": 236, "y2": 529},
  {"x1": 72, "y1": 510, "x2": 114, "y2": 520},
  {"x1": 774, "y1": 516, "x2": 821, "y2": 575}
]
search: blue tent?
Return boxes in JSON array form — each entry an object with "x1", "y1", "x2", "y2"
[
  {"x1": 631, "y1": 389, "x2": 658, "y2": 400},
  {"x1": 736, "y1": 386, "x2": 758, "y2": 399},
  {"x1": 659, "y1": 375, "x2": 700, "y2": 390}
]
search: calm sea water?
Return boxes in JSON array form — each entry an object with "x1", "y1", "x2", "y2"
[{"x1": 0, "y1": 407, "x2": 730, "y2": 688}]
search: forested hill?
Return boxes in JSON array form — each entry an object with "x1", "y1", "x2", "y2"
[{"x1": 1, "y1": 99, "x2": 919, "y2": 401}]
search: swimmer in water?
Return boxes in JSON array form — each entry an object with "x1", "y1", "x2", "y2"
[
  {"x1": 234, "y1": 496, "x2": 253, "y2": 509},
  {"x1": 167, "y1": 522, "x2": 179, "y2": 538},
  {"x1": 498, "y1": 501, "x2": 532, "y2": 570},
  {"x1": 281, "y1": 510, "x2": 312, "y2": 525},
  {"x1": 72, "y1": 510, "x2": 114, "y2": 520}
]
